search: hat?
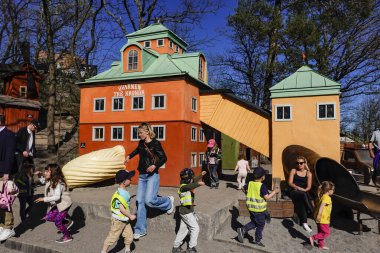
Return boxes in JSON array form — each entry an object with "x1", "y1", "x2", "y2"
[
  {"x1": 253, "y1": 167, "x2": 267, "y2": 178},
  {"x1": 207, "y1": 139, "x2": 216, "y2": 148},
  {"x1": 115, "y1": 170, "x2": 135, "y2": 184},
  {"x1": 30, "y1": 119, "x2": 41, "y2": 129}
]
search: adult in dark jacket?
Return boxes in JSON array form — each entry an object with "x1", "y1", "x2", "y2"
[
  {"x1": 125, "y1": 122, "x2": 174, "y2": 240},
  {"x1": 0, "y1": 114, "x2": 16, "y2": 241},
  {"x1": 15, "y1": 119, "x2": 40, "y2": 173}
]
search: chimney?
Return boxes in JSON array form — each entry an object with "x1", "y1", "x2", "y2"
[{"x1": 19, "y1": 41, "x2": 31, "y2": 63}]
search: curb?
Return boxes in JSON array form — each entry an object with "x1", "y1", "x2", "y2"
[
  {"x1": 3, "y1": 239, "x2": 63, "y2": 253},
  {"x1": 213, "y1": 237, "x2": 276, "y2": 253}
]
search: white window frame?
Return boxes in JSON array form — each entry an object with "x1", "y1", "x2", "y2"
[
  {"x1": 317, "y1": 102, "x2": 336, "y2": 120},
  {"x1": 169, "y1": 41, "x2": 173, "y2": 48},
  {"x1": 152, "y1": 94, "x2": 166, "y2": 110},
  {"x1": 191, "y1": 152, "x2": 197, "y2": 168},
  {"x1": 128, "y1": 50, "x2": 138, "y2": 71},
  {"x1": 191, "y1": 126, "x2": 197, "y2": 142},
  {"x1": 112, "y1": 97, "x2": 124, "y2": 111},
  {"x1": 111, "y1": 126, "x2": 124, "y2": 141},
  {"x1": 199, "y1": 128, "x2": 205, "y2": 142},
  {"x1": 157, "y1": 39, "x2": 164, "y2": 47},
  {"x1": 93, "y1": 98, "x2": 106, "y2": 112},
  {"x1": 274, "y1": 104, "x2": 292, "y2": 121},
  {"x1": 144, "y1": 40, "x2": 151, "y2": 48},
  {"x1": 199, "y1": 152, "x2": 205, "y2": 166},
  {"x1": 92, "y1": 126, "x2": 105, "y2": 141},
  {"x1": 152, "y1": 125, "x2": 166, "y2": 141},
  {"x1": 130, "y1": 126, "x2": 139, "y2": 141},
  {"x1": 20, "y1": 86, "x2": 27, "y2": 97},
  {"x1": 131, "y1": 95, "x2": 145, "y2": 110},
  {"x1": 191, "y1": 97, "x2": 197, "y2": 112}
]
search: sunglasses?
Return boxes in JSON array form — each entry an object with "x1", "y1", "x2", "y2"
[{"x1": 296, "y1": 162, "x2": 305, "y2": 165}]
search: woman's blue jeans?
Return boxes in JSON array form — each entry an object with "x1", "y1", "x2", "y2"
[{"x1": 134, "y1": 173, "x2": 172, "y2": 235}]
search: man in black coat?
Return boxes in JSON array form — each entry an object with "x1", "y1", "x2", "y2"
[
  {"x1": 15, "y1": 119, "x2": 40, "y2": 173},
  {"x1": 0, "y1": 114, "x2": 16, "y2": 241}
]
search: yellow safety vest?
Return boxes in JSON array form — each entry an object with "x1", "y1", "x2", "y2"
[
  {"x1": 110, "y1": 190, "x2": 129, "y2": 221},
  {"x1": 178, "y1": 184, "x2": 192, "y2": 206},
  {"x1": 246, "y1": 181, "x2": 267, "y2": 212}
]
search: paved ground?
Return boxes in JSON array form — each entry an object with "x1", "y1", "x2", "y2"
[{"x1": 1, "y1": 170, "x2": 379, "y2": 253}]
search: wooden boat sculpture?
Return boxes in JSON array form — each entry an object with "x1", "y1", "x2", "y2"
[{"x1": 62, "y1": 145, "x2": 126, "y2": 188}]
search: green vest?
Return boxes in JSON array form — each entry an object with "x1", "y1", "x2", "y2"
[
  {"x1": 178, "y1": 184, "x2": 192, "y2": 206},
  {"x1": 110, "y1": 190, "x2": 129, "y2": 220},
  {"x1": 246, "y1": 181, "x2": 267, "y2": 212}
]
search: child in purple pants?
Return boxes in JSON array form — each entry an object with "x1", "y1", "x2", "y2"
[{"x1": 35, "y1": 164, "x2": 73, "y2": 243}]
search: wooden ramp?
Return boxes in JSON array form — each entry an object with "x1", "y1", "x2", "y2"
[{"x1": 200, "y1": 90, "x2": 271, "y2": 157}]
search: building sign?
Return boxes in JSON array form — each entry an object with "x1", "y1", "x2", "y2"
[{"x1": 113, "y1": 84, "x2": 144, "y2": 97}]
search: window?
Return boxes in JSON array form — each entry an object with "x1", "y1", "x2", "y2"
[
  {"x1": 191, "y1": 152, "x2": 197, "y2": 168},
  {"x1": 130, "y1": 126, "x2": 139, "y2": 141},
  {"x1": 92, "y1": 126, "x2": 105, "y2": 141},
  {"x1": 199, "y1": 128, "x2": 205, "y2": 142},
  {"x1": 144, "y1": 41, "x2": 151, "y2": 48},
  {"x1": 198, "y1": 58, "x2": 203, "y2": 79},
  {"x1": 111, "y1": 126, "x2": 124, "y2": 141},
  {"x1": 128, "y1": 50, "x2": 138, "y2": 70},
  {"x1": 317, "y1": 103, "x2": 336, "y2": 120},
  {"x1": 152, "y1": 125, "x2": 165, "y2": 141},
  {"x1": 152, "y1": 94, "x2": 166, "y2": 109},
  {"x1": 191, "y1": 126, "x2": 197, "y2": 141},
  {"x1": 191, "y1": 97, "x2": 197, "y2": 112},
  {"x1": 157, "y1": 39, "x2": 164, "y2": 47},
  {"x1": 176, "y1": 45, "x2": 179, "y2": 52},
  {"x1": 112, "y1": 97, "x2": 124, "y2": 111},
  {"x1": 94, "y1": 98, "x2": 105, "y2": 112},
  {"x1": 169, "y1": 41, "x2": 173, "y2": 48},
  {"x1": 199, "y1": 152, "x2": 205, "y2": 166},
  {"x1": 132, "y1": 95, "x2": 144, "y2": 110},
  {"x1": 275, "y1": 105, "x2": 292, "y2": 121},
  {"x1": 20, "y1": 86, "x2": 27, "y2": 97}
]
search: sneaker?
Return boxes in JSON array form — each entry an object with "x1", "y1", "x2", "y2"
[
  {"x1": 254, "y1": 241, "x2": 265, "y2": 247},
  {"x1": 321, "y1": 246, "x2": 329, "y2": 250},
  {"x1": 0, "y1": 228, "x2": 15, "y2": 241},
  {"x1": 133, "y1": 232, "x2": 147, "y2": 240},
  {"x1": 186, "y1": 247, "x2": 197, "y2": 253},
  {"x1": 172, "y1": 247, "x2": 184, "y2": 253},
  {"x1": 237, "y1": 227, "x2": 244, "y2": 243},
  {"x1": 55, "y1": 235, "x2": 73, "y2": 243},
  {"x1": 167, "y1": 196, "x2": 175, "y2": 214},
  {"x1": 303, "y1": 223, "x2": 312, "y2": 233},
  {"x1": 0, "y1": 227, "x2": 4, "y2": 237}
]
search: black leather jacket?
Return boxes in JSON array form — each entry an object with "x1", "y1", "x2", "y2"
[{"x1": 128, "y1": 139, "x2": 167, "y2": 175}]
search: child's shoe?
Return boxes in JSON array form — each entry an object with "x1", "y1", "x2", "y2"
[
  {"x1": 0, "y1": 228, "x2": 15, "y2": 241},
  {"x1": 254, "y1": 241, "x2": 265, "y2": 247},
  {"x1": 55, "y1": 235, "x2": 73, "y2": 243},
  {"x1": 172, "y1": 247, "x2": 184, "y2": 253},
  {"x1": 237, "y1": 227, "x2": 244, "y2": 243},
  {"x1": 186, "y1": 247, "x2": 197, "y2": 253}
]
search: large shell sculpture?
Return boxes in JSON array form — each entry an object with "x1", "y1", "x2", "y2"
[{"x1": 62, "y1": 145, "x2": 126, "y2": 188}]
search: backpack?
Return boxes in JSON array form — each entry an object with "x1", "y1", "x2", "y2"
[{"x1": 0, "y1": 180, "x2": 19, "y2": 211}]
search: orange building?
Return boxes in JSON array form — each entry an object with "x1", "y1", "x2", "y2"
[{"x1": 78, "y1": 23, "x2": 211, "y2": 186}]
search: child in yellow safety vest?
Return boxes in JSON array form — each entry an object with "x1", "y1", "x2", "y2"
[
  {"x1": 237, "y1": 167, "x2": 279, "y2": 247},
  {"x1": 101, "y1": 170, "x2": 137, "y2": 253},
  {"x1": 172, "y1": 168, "x2": 206, "y2": 253}
]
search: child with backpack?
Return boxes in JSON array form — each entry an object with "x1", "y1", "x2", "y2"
[
  {"x1": 0, "y1": 179, "x2": 18, "y2": 241},
  {"x1": 35, "y1": 164, "x2": 73, "y2": 243},
  {"x1": 237, "y1": 167, "x2": 279, "y2": 247},
  {"x1": 172, "y1": 169, "x2": 206, "y2": 253},
  {"x1": 309, "y1": 181, "x2": 335, "y2": 250},
  {"x1": 101, "y1": 170, "x2": 136, "y2": 253}
]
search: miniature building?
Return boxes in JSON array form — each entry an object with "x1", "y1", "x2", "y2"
[
  {"x1": 0, "y1": 63, "x2": 42, "y2": 131},
  {"x1": 270, "y1": 66, "x2": 341, "y2": 179}
]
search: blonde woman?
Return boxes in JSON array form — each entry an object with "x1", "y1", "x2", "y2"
[
  {"x1": 288, "y1": 155, "x2": 313, "y2": 233},
  {"x1": 125, "y1": 122, "x2": 174, "y2": 240}
]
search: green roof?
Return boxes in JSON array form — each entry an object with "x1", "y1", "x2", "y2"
[
  {"x1": 126, "y1": 23, "x2": 187, "y2": 49},
  {"x1": 80, "y1": 44, "x2": 207, "y2": 86},
  {"x1": 270, "y1": 66, "x2": 341, "y2": 98}
]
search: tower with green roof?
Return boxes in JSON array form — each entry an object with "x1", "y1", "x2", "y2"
[{"x1": 270, "y1": 65, "x2": 341, "y2": 180}]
